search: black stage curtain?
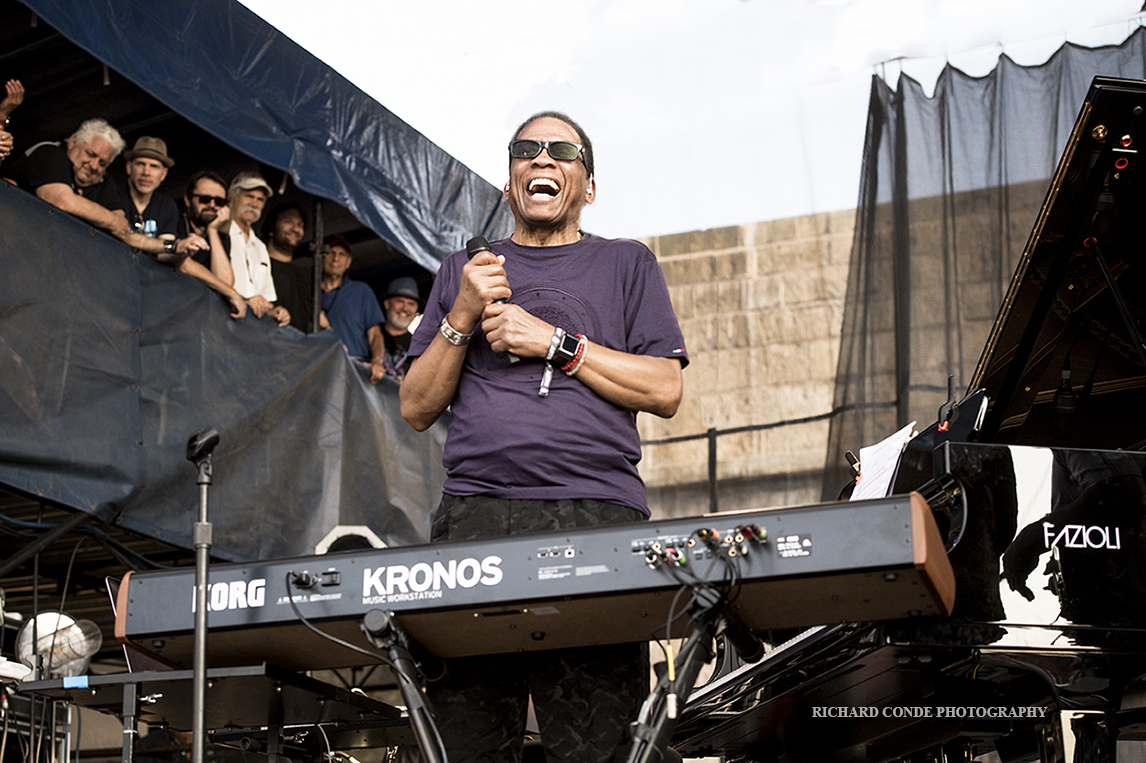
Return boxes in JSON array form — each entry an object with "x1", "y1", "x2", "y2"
[{"x1": 822, "y1": 30, "x2": 1146, "y2": 499}]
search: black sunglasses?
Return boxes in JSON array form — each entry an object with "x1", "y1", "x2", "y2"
[
  {"x1": 508, "y1": 140, "x2": 583, "y2": 163},
  {"x1": 195, "y1": 194, "x2": 227, "y2": 207}
]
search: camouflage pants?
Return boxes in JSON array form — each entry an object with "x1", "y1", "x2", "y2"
[{"x1": 427, "y1": 495, "x2": 650, "y2": 763}]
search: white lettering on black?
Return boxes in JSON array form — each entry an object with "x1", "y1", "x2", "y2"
[
  {"x1": 191, "y1": 578, "x2": 268, "y2": 612},
  {"x1": 1042, "y1": 522, "x2": 1122, "y2": 550},
  {"x1": 361, "y1": 556, "x2": 503, "y2": 600}
]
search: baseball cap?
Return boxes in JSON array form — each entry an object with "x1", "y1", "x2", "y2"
[
  {"x1": 324, "y1": 234, "x2": 353, "y2": 254},
  {"x1": 228, "y1": 171, "x2": 273, "y2": 198}
]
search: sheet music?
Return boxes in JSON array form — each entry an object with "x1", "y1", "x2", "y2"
[{"x1": 850, "y1": 421, "x2": 917, "y2": 501}]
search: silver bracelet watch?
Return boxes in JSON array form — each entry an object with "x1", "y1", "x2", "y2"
[{"x1": 439, "y1": 316, "x2": 473, "y2": 346}]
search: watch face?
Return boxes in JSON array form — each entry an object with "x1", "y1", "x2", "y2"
[{"x1": 556, "y1": 332, "x2": 581, "y2": 365}]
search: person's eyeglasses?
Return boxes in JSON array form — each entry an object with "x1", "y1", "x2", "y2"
[
  {"x1": 195, "y1": 194, "x2": 227, "y2": 207},
  {"x1": 509, "y1": 140, "x2": 583, "y2": 163}
]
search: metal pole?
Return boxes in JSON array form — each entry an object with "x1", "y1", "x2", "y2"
[
  {"x1": 191, "y1": 477, "x2": 211, "y2": 763},
  {"x1": 707, "y1": 428, "x2": 718, "y2": 513},
  {"x1": 186, "y1": 428, "x2": 220, "y2": 763},
  {"x1": 121, "y1": 683, "x2": 138, "y2": 763},
  {"x1": 311, "y1": 198, "x2": 325, "y2": 334}
]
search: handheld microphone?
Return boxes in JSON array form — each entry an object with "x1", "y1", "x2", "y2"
[
  {"x1": 465, "y1": 236, "x2": 519, "y2": 363},
  {"x1": 465, "y1": 235, "x2": 493, "y2": 260},
  {"x1": 466, "y1": 237, "x2": 504, "y2": 305}
]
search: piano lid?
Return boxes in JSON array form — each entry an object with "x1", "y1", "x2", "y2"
[{"x1": 971, "y1": 76, "x2": 1146, "y2": 449}]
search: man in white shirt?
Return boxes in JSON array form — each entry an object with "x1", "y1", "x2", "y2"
[{"x1": 206, "y1": 171, "x2": 290, "y2": 326}]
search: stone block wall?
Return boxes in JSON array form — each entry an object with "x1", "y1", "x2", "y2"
[
  {"x1": 637, "y1": 209, "x2": 856, "y2": 520},
  {"x1": 635, "y1": 179, "x2": 1047, "y2": 521}
]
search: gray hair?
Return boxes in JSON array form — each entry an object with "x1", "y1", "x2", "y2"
[{"x1": 70, "y1": 118, "x2": 126, "y2": 158}]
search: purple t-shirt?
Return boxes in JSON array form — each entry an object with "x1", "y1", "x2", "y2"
[{"x1": 409, "y1": 235, "x2": 688, "y2": 515}]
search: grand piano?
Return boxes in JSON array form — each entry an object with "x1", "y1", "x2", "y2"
[{"x1": 671, "y1": 76, "x2": 1146, "y2": 763}]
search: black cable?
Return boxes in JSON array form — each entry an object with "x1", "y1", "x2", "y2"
[
  {"x1": 0, "y1": 512, "x2": 170, "y2": 571},
  {"x1": 0, "y1": 512, "x2": 55, "y2": 531},
  {"x1": 81, "y1": 528, "x2": 170, "y2": 571},
  {"x1": 282, "y1": 572, "x2": 397, "y2": 670},
  {"x1": 73, "y1": 703, "x2": 82, "y2": 763},
  {"x1": 662, "y1": 579, "x2": 693, "y2": 644},
  {"x1": 281, "y1": 577, "x2": 450, "y2": 759},
  {"x1": 281, "y1": 563, "x2": 446, "y2": 756},
  {"x1": 57, "y1": 538, "x2": 87, "y2": 614},
  {"x1": 35, "y1": 538, "x2": 91, "y2": 678}
]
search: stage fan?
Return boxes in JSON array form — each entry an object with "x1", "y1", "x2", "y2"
[{"x1": 15, "y1": 611, "x2": 103, "y2": 678}]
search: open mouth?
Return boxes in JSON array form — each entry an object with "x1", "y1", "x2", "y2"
[{"x1": 527, "y1": 178, "x2": 560, "y2": 197}]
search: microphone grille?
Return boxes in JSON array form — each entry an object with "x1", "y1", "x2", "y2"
[{"x1": 466, "y1": 236, "x2": 492, "y2": 258}]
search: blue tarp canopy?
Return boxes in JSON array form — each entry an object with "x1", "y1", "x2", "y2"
[
  {"x1": 16, "y1": 0, "x2": 513, "y2": 272},
  {"x1": 0, "y1": 0, "x2": 514, "y2": 561}
]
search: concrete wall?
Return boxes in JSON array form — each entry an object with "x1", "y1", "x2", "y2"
[{"x1": 637, "y1": 209, "x2": 856, "y2": 520}]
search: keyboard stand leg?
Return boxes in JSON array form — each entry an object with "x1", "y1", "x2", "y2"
[
  {"x1": 120, "y1": 682, "x2": 138, "y2": 763},
  {"x1": 627, "y1": 588, "x2": 763, "y2": 763},
  {"x1": 266, "y1": 724, "x2": 282, "y2": 763}
]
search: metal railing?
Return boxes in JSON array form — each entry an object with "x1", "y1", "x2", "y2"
[
  {"x1": 640, "y1": 400, "x2": 900, "y2": 512},
  {"x1": 640, "y1": 411, "x2": 835, "y2": 513}
]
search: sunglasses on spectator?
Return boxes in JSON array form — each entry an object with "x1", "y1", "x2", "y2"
[
  {"x1": 195, "y1": 194, "x2": 227, "y2": 207},
  {"x1": 508, "y1": 140, "x2": 583, "y2": 162}
]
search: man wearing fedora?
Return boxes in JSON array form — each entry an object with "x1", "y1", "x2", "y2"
[
  {"x1": 117, "y1": 136, "x2": 208, "y2": 261},
  {"x1": 378, "y1": 276, "x2": 423, "y2": 381}
]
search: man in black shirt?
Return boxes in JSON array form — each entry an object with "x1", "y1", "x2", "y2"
[
  {"x1": 4, "y1": 117, "x2": 128, "y2": 235},
  {"x1": 378, "y1": 277, "x2": 422, "y2": 381},
  {"x1": 264, "y1": 201, "x2": 315, "y2": 331},
  {"x1": 117, "y1": 136, "x2": 207, "y2": 259},
  {"x1": 173, "y1": 170, "x2": 247, "y2": 319}
]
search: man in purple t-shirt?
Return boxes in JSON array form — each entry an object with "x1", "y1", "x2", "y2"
[{"x1": 402, "y1": 112, "x2": 687, "y2": 763}]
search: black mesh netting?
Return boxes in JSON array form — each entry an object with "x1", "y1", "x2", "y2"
[{"x1": 822, "y1": 30, "x2": 1146, "y2": 499}]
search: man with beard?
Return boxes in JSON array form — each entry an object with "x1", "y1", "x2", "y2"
[
  {"x1": 377, "y1": 277, "x2": 422, "y2": 381},
  {"x1": 264, "y1": 202, "x2": 314, "y2": 331},
  {"x1": 207, "y1": 171, "x2": 289, "y2": 326},
  {"x1": 173, "y1": 169, "x2": 246, "y2": 319},
  {"x1": 401, "y1": 111, "x2": 687, "y2": 763}
]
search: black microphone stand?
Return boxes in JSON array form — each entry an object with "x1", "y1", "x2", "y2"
[
  {"x1": 186, "y1": 427, "x2": 220, "y2": 763},
  {"x1": 627, "y1": 588, "x2": 763, "y2": 763},
  {"x1": 361, "y1": 610, "x2": 448, "y2": 763}
]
